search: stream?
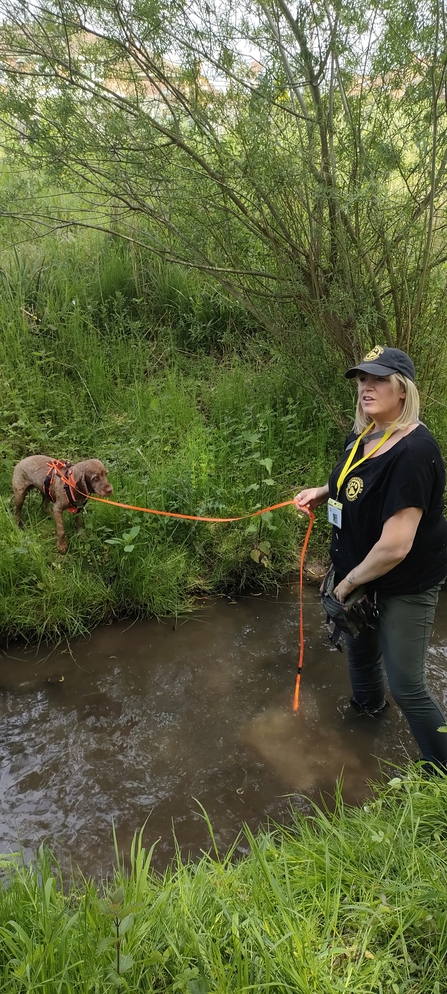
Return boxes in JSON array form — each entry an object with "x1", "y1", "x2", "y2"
[{"x1": 1, "y1": 585, "x2": 446, "y2": 876}]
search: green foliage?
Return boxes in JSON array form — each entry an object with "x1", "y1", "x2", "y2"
[
  {"x1": 1, "y1": 0, "x2": 447, "y2": 380},
  {"x1": 1, "y1": 770, "x2": 447, "y2": 991},
  {"x1": 0, "y1": 223, "x2": 337, "y2": 639},
  {"x1": 1, "y1": 193, "x2": 444, "y2": 641}
]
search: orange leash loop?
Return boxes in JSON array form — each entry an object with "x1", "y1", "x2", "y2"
[
  {"x1": 52, "y1": 464, "x2": 315, "y2": 709},
  {"x1": 293, "y1": 508, "x2": 315, "y2": 712}
]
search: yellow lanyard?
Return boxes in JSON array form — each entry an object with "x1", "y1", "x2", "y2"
[{"x1": 336, "y1": 424, "x2": 394, "y2": 497}]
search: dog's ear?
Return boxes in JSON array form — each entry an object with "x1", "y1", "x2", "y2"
[
  {"x1": 78, "y1": 473, "x2": 88, "y2": 497},
  {"x1": 83, "y1": 463, "x2": 102, "y2": 494},
  {"x1": 73, "y1": 468, "x2": 88, "y2": 497}
]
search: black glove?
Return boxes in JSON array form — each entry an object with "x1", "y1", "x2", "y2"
[{"x1": 321, "y1": 567, "x2": 378, "y2": 650}]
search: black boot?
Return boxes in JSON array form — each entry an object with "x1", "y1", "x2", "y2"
[{"x1": 350, "y1": 697, "x2": 389, "y2": 716}]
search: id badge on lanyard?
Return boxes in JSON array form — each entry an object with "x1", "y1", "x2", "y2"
[
  {"x1": 328, "y1": 497, "x2": 342, "y2": 529},
  {"x1": 330, "y1": 424, "x2": 392, "y2": 531}
]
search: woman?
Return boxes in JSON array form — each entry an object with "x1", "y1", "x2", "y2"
[{"x1": 295, "y1": 346, "x2": 447, "y2": 771}]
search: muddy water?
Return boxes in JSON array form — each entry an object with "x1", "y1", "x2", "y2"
[{"x1": 1, "y1": 586, "x2": 447, "y2": 877}]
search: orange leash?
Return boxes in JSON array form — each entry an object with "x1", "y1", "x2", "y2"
[
  {"x1": 53, "y1": 464, "x2": 299, "y2": 522},
  {"x1": 293, "y1": 508, "x2": 315, "y2": 712},
  {"x1": 51, "y1": 464, "x2": 315, "y2": 708},
  {"x1": 76, "y1": 494, "x2": 295, "y2": 521}
]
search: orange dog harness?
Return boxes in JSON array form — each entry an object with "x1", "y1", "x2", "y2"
[{"x1": 44, "y1": 460, "x2": 87, "y2": 514}]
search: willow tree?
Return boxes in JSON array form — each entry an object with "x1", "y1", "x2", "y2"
[{"x1": 0, "y1": 0, "x2": 446, "y2": 376}]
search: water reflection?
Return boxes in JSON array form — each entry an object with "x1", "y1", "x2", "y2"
[{"x1": 1, "y1": 586, "x2": 446, "y2": 876}]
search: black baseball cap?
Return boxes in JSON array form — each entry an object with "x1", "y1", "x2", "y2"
[{"x1": 345, "y1": 346, "x2": 415, "y2": 383}]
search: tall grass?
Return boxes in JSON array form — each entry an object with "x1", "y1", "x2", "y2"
[
  {"x1": 0, "y1": 769, "x2": 446, "y2": 992},
  {"x1": 0, "y1": 222, "x2": 340, "y2": 640},
  {"x1": 5, "y1": 172, "x2": 445, "y2": 641}
]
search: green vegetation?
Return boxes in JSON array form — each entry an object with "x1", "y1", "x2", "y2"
[
  {"x1": 0, "y1": 9, "x2": 447, "y2": 984},
  {"x1": 2, "y1": 0, "x2": 447, "y2": 376},
  {"x1": 0, "y1": 219, "x2": 344, "y2": 641},
  {"x1": 1, "y1": 0, "x2": 447, "y2": 638},
  {"x1": 1, "y1": 201, "x2": 446, "y2": 641},
  {"x1": 0, "y1": 770, "x2": 446, "y2": 993}
]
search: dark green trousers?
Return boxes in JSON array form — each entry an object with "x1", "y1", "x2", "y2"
[{"x1": 345, "y1": 584, "x2": 447, "y2": 766}]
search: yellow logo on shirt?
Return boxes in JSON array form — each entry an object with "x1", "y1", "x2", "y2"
[
  {"x1": 345, "y1": 477, "x2": 364, "y2": 501},
  {"x1": 363, "y1": 345, "x2": 384, "y2": 362}
]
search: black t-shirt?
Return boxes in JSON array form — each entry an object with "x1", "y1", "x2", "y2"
[{"x1": 328, "y1": 424, "x2": 447, "y2": 594}]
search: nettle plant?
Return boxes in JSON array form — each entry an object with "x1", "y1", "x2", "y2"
[
  {"x1": 97, "y1": 886, "x2": 142, "y2": 987},
  {"x1": 104, "y1": 525, "x2": 141, "y2": 555},
  {"x1": 240, "y1": 431, "x2": 276, "y2": 568}
]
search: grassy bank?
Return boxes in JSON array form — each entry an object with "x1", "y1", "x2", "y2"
[
  {"x1": 0, "y1": 228, "x2": 344, "y2": 641},
  {"x1": 0, "y1": 770, "x2": 446, "y2": 992},
  {"x1": 2, "y1": 204, "x2": 446, "y2": 642}
]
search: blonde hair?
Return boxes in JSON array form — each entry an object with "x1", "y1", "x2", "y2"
[{"x1": 353, "y1": 373, "x2": 420, "y2": 434}]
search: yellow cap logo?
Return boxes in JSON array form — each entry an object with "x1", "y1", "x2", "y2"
[
  {"x1": 363, "y1": 345, "x2": 384, "y2": 362},
  {"x1": 346, "y1": 477, "x2": 364, "y2": 501}
]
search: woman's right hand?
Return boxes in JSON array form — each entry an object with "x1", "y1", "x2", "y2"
[{"x1": 293, "y1": 485, "x2": 329, "y2": 512}]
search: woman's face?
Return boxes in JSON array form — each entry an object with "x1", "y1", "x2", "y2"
[{"x1": 357, "y1": 373, "x2": 406, "y2": 425}]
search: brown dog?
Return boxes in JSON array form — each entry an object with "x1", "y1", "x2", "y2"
[{"x1": 13, "y1": 455, "x2": 113, "y2": 553}]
